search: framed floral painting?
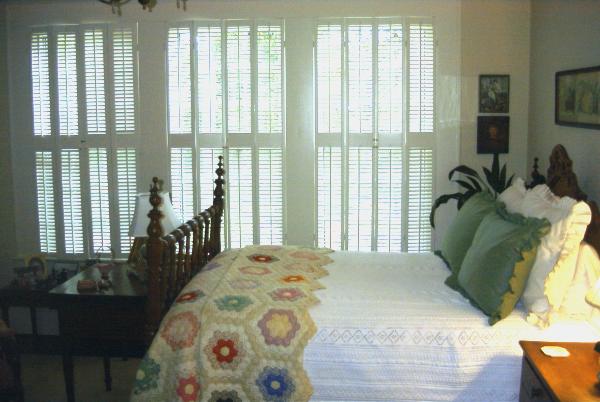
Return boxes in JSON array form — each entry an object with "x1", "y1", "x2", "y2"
[{"x1": 555, "y1": 65, "x2": 600, "y2": 130}]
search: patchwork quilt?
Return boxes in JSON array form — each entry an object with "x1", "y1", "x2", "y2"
[{"x1": 131, "y1": 245, "x2": 333, "y2": 402}]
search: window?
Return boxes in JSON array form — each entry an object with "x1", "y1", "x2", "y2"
[
  {"x1": 316, "y1": 19, "x2": 435, "y2": 252},
  {"x1": 167, "y1": 21, "x2": 284, "y2": 248},
  {"x1": 31, "y1": 25, "x2": 138, "y2": 257}
]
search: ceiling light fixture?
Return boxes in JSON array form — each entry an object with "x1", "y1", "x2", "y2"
[{"x1": 98, "y1": 0, "x2": 187, "y2": 16}]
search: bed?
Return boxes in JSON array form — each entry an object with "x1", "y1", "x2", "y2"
[{"x1": 132, "y1": 146, "x2": 600, "y2": 402}]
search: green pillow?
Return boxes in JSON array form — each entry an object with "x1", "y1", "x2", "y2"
[
  {"x1": 457, "y1": 207, "x2": 550, "y2": 325},
  {"x1": 437, "y1": 191, "x2": 499, "y2": 289}
]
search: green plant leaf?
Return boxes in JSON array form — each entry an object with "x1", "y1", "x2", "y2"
[
  {"x1": 457, "y1": 189, "x2": 477, "y2": 209},
  {"x1": 430, "y1": 192, "x2": 464, "y2": 228},
  {"x1": 448, "y1": 165, "x2": 482, "y2": 182},
  {"x1": 492, "y1": 153, "x2": 500, "y2": 179},
  {"x1": 506, "y1": 174, "x2": 515, "y2": 188},
  {"x1": 453, "y1": 179, "x2": 476, "y2": 192},
  {"x1": 500, "y1": 164, "x2": 507, "y2": 187},
  {"x1": 467, "y1": 177, "x2": 482, "y2": 192}
]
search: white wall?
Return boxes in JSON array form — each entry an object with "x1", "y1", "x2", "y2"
[
  {"x1": 529, "y1": 0, "x2": 600, "y2": 202},
  {"x1": 460, "y1": 0, "x2": 531, "y2": 180}
]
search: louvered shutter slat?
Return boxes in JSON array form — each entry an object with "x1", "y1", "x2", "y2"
[
  {"x1": 61, "y1": 149, "x2": 84, "y2": 254},
  {"x1": 57, "y1": 32, "x2": 79, "y2": 136},
  {"x1": 84, "y1": 29, "x2": 106, "y2": 135},
  {"x1": 407, "y1": 148, "x2": 433, "y2": 252},
  {"x1": 257, "y1": 25, "x2": 283, "y2": 134},
  {"x1": 31, "y1": 32, "x2": 51, "y2": 137},
  {"x1": 316, "y1": 24, "x2": 342, "y2": 134},
  {"x1": 409, "y1": 23, "x2": 434, "y2": 133},
  {"x1": 347, "y1": 147, "x2": 372, "y2": 251},
  {"x1": 258, "y1": 148, "x2": 283, "y2": 245},
  {"x1": 197, "y1": 26, "x2": 223, "y2": 135},
  {"x1": 227, "y1": 25, "x2": 252, "y2": 134},
  {"x1": 35, "y1": 151, "x2": 56, "y2": 253},
  {"x1": 317, "y1": 147, "x2": 342, "y2": 249},
  {"x1": 378, "y1": 24, "x2": 403, "y2": 134},
  {"x1": 89, "y1": 148, "x2": 111, "y2": 251},
  {"x1": 117, "y1": 148, "x2": 136, "y2": 254},
  {"x1": 113, "y1": 28, "x2": 136, "y2": 134},
  {"x1": 228, "y1": 148, "x2": 253, "y2": 248},
  {"x1": 170, "y1": 147, "x2": 194, "y2": 223},
  {"x1": 168, "y1": 27, "x2": 192, "y2": 134},
  {"x1": 377, "y1": 147, "x2": 403, "y2": 252},
  {"x1": 348, "y1": 24, "x2": 373, "y2": 135}
]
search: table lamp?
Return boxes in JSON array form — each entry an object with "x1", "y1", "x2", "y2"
[{"x1": 128, "y1": 191, "x2": 181, "y2": 269}]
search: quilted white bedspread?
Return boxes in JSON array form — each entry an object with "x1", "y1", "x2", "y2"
[{"x1": 305, "y1": 251, "x2": 600, "y2": 402}]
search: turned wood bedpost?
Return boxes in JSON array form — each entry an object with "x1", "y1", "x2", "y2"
[
  {"x1": 145, "y1": 177, "x2": 165, "y2": 340},
  {"x1": 209, "y1": 156, "x2": 225, "y2": 258}
]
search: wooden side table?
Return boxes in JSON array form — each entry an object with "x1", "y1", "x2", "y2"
[
  {"x1": 520, "y1": 340, "x2": 600, "y2": 402},
  {"x1": 49, "y1": 264, "x2": 148, "y2": 402}
]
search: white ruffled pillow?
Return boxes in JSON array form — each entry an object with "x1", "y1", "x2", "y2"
[
  {"x1": 498, "y1": 177, "x2": 527, "y2": 214},
  {"x1": 517, "y1": 185, "x2": 591, "y2": 326}
]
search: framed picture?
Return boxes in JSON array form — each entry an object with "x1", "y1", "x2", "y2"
[
  {"x1": 477, "y1": 116, "x2": 509, "y2": 154},
  {"x1": 555, "y1": 65, "x2": 600, "y2": 129},
  {"x1": 479, "y1": 75, "x2": 510, "y2": 113}
]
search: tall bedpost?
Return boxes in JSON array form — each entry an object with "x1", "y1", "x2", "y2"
[
  {"x1": 209, "y1": 156, "x2": 225, "y2": 258},
  {"x1": 145, "y1": 177, "x2": 164, "y2": 340}
]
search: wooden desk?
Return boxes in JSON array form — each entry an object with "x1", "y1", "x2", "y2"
[
  {"x1": 0, "y1": 287, "x2": 52, "y2": 352},
  {"x1": 520, "y1": 340, "x2": 600, "y2": 402},
  {"x1": 49, "y1": 264, "x2": 148, "y2": 402}
]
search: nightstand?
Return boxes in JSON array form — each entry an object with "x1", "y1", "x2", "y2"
[
  {"x1": 49, "y1": 264, "x2": 148, "y2": 402},
  {"x1": 519, "y1": 340, "x2": 600, "y2": 402}
]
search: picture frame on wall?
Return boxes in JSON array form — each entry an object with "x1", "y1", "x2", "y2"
[
  {"x1": 479, "y1": 74, "x2": 510, "y2": 113},
  {"x1": 477, "y1": 116, "x2": 509, "y2": 154},
  {"x1": 555, "y1": 65, "x2": 600, "y2": 130}
]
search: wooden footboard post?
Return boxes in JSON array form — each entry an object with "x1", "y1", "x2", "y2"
[
  {"x1": 145, "y1": 177, "x2": 165, "y2": 341},
  {"x1": 209, "y1": 156, "x2": 225, "y2": 258}
]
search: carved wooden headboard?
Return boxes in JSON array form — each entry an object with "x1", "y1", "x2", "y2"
[{"x1": 540, "y1": 144, "x2": 600, "y2": 256}]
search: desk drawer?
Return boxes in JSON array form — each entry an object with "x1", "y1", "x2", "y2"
[
  {"x1": 59, "y1": 304, "x2": 145, "y2": 340},
  {"x1": 520, "y1": 357, "x2": 553, "y2": 402}
]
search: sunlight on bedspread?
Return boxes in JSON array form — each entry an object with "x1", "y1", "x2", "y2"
[{"x1": 305, "y1": 251, "x2": 600, "y2": 402}]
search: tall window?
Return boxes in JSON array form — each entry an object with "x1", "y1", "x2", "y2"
[
  {"x1": 167, "y1": 21, "x2": 284, "y2": 248},
  {"x1": 316, "y1": 19, "x2": 434, "y2": 252},
  {"x1": 31, "y1": 25, "x2": 138, "y2": 256}
]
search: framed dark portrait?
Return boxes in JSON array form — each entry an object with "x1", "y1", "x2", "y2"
[
  {"x1": 479, "y1": 74, "x2": 510, "y2": 113},
  {"x1": 555, "y1": 65, "x2": 600, "y2": 129},
  {"x1": 477, "y1": 116, "x2": 509, "y2": 154}
]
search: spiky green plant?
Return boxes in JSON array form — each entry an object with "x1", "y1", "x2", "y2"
[{"x1": 430, "y1": 153, "x2": 514, "y2": 228}]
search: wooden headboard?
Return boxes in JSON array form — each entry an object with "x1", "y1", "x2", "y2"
[
  {"x1": 144, "y1": 156, "x2": 225, "y2": 341},
  {"x1": 535, "y1": 144, "x2": 600, "y2": 256}
]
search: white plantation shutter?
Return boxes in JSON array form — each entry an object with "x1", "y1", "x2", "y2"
[
  {"x1": 407, "y1": 148, "x2": 433, "y2": 252},
  {"x1": 84, "y1": 29, "x2": 106, "y2": 135},
  {"x1": 57, "y1": 32, "x2": 79, "y2": 136},
  {"x1": 409, "y1": 23, "x2": 434, "y2": 133},
  {"x1": 377, "y1": 23, "x2": 403, "y2": 134},
  {"x1": 197, "y1": 26, "x2": 222, "y2": 135},
  {"x1": 61, "y1": 149, "x2": 84, "y2": 254},
  {"x1": 347, "y1": 147, "x2": 372, "y2": 251},
  {"x1": 31, "y1": 32, "x2": 51, "y2": 137},
  {"x1": 347, "y1": 24, "x2": 373, "y2": 134},
  {"x1": 228, "y1": 148, "x2": 254, "y2": 248},
  {"x1": 316, "y1": 24, "x2": 342, "y2": 134},
  {"x1": 227, "y1": 25, "x2": 252, "y2": 134},
  {"x1": 88, "y1": 148, "x2": 111, "y2": 251},
  {"x1": 317, "y1": 147, "x2": 342, "y2": 249},
  {"x1": 377, "y1": 147, "x2": 403, "y2": 252},
  {"x1": 168, "y1": 27, "x2": 192, "y2": 134},
  {"x1": 113, "y1": 28, "x2": 136, "y2": 134},
  {"x1": 117, "y1": 148, "x2": 136, "y2": 254},
  {"x1": 170, "y1": 147, "x2": 194, "y2": 223},
  {"x1": 316, "y1": 19, "x2": 435, "y2": 252},
  {"x1": 257, "y1": 25, "x2": 283, "y2": 134},
  {"x1": 258, "y1": 148, "x2": 283, "y2": 244},
  {"x1": 35, "y1": 151, "x2": 56, "y2": 253}
]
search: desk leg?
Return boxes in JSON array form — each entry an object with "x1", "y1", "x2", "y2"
[
  {"x1": 30, "y1": 306, "x2": 38, "y2": 352},
  {"x1": 103, "y1": 356, "x2": 112, "y2": 391},
  {"x1": 62, "y1": 340, "x2": 75, "y2": 402}
]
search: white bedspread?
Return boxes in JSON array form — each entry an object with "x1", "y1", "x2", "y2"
[{"x1": 304, "y1": 251, "x2": 600, "y2": 402}]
